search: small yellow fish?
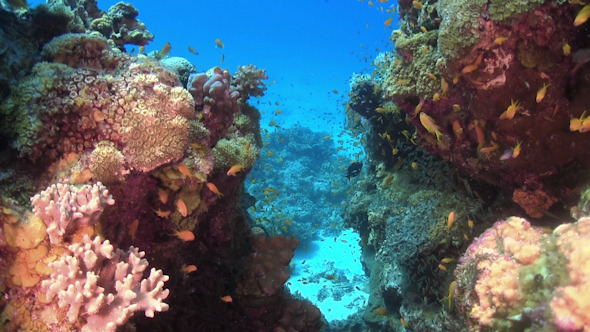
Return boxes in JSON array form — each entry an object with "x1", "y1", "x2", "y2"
[
  {"x1": 384, "y1": 17, "x2": 393, "y2": 26},
  {"x1": 245, "y1": 142, "x2": 251, "y2": 152},
  {"x1": 206, "y1": 182, "x2": 223, "y2": 197},
  {"x1": 373, "y1": 307, "x2": 389, "y2": 316},
  {"x1": 563, "y1": 42, "x2": 571, "y2": 56},
  {"x1": 400, "y1": 317, "x2": 409, "y2": 327},
  {"x1": 447, "y1": 211, "x2": 456, "y2": 230},
  {"x1": 215, "y1": 38, "x2": 225, "y2": 48},
  {"x1": 468, "y1": 219, "x2": 475, "y2": 229},
  {"x1": 494, "y1": 36, "x2": 509, "y2": 45},
  {"x1": 440, "y1": 281, "x2": 457, "y2": 308},
  {"x1": 536, "y1": 83, "x2": 550, "y2": 103},
  {"x1": 438, "y1": 264, "x2": 448, "y2": 272},
  {"x1": 220, "y1": 295, "x2": 233, "y2": 303},
  {"x1": 411, "y1": 161, "x2": 418, "y2": 169},
  {"x1": 170, "y1": 229, "x2": 195, "y2": 242},
  {"x1": 419, "y1": 112, "x2": 443, "y2": 141},
  {"x1": 177, "y1": 198, "x2": 188, "y2": 217},
  {"x1": 129, "y1": 219, "x2": 139, "y2": 241},
  {"x1": 226, "y1": 164, "x2": 244, "y2": 177},
  {"x1": 441, "y1": 77, "x2": 449, "y2": 95},
  {"x1": 574, "y1": 4, "x2": 590, "y2": 26},
  {"x1": 420, "y1": 26, "x2": 427, "y2": 33},
  {"x1": 160, "y1": 42, "x2": 171, "y2": 56},
  {"x1": 412, "y1": 0, "x2": 423, "y2": 9},
  {"x1": 187, "y1": 46, "x2": 198, "y2": 55},
  {"x1": 499, "y1": 99, "x2": 521, "y2": 120},
  {"x1": 512, "y1": 141, "x2": 523, "y2": 158},
  {"x1": 441, "y1": 257, "x2": 454, "y2": 264},
  {"x1": 181, "y1": 264, "x2": 198, "y2": 273}
]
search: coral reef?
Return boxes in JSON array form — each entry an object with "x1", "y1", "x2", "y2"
[
  {"x1": 0, "y1": 2, "x2": 322, "y2": 331},
  {"x1": 377, "y1": 0, "x2": 587, "y2": 218},
  {"x1": 31, "y1": 182, "x2": 115, "y2": 244},
  {"x1": 454, "y1": 216, "x2": 590, "y2": 331},
  {"x1": 41, "y1": 235, "x2": 169, "y2": 332},
  {"x1": 1, "y1": 33, "x2": 194, "y2": 172}
]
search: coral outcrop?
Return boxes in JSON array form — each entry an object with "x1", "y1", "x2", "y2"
[
  {"x1": 1, "y1": 33, "x2": 194, "y2": 172},
  {"x1": 454, "y1": 216, "x2": 590, "y2": 331},
  {"x1": 41, "y1": 235, "x2": 169, "y2": 332}
]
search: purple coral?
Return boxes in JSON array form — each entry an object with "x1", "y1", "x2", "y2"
[
  {"x1": 188, "y1": 67, "x2": 239, "y2": 145},
  {"x1": 31, "y1": 182, "x2": 115, "y2": 244},
  {"x1": 41, "y1": 235, "x2": 170, "y2": 332}
]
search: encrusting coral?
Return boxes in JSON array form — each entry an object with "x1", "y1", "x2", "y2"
[{"x1": 454, "y1": 216, "x2": 590, "y2": 331}]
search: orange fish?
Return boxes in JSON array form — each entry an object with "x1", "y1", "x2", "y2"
[
  {"x1": 452, "y1": 120, "x2": 463, "y2": 139},
  {"x1": 170, "y1": 229, "x2": 195, "y2": 242},
  {"x1": 412, "y1": 0, "x2": 423, "y2": 9},
  {"x1": 129, "y1": 219, "x2": 139, "y2": 241},
  {"x1": 227, "y1": 164, "x2": 245, "y2": 176},
  {"x1": 419, "y1": 112, "x2": 443, "y2": 141},
  {"x1": 468, "y1": 219, "x2": 475, "y2": 229},
  {"x1": 154, "y1": 209, "x2": 171, "y2": 218},
  {"x1": 441, "y1": 257, "x2": 454, "y2": 264},
  {"x1": 574, "y1": 4, "x2": 590, "y2": 26},
  {"x1": 245, "y1": 142, "x2": 251, "y2": 152},
  {"x1": 447, "y1": 211, "x2": 455, "y2": 230},
  {"x1": 206, "y1": 182, "x2": 223, "y2": 197},
  {"x1": 158, "y1": 188, "x2": 169, "y2": 204},
  {"x1": 181, "y1": 264, "x2": 198, "y2": 273},
  {"x1": 215, "y1": 38, "x2": 224, "y2": 48},
  {"x1": 177, "y1": 198, "x2": 188, "y2": 217},
  {"x1": 177, "y1": 163, "x2": 193, "y2": 177},
  {"x1": 499, "y1": 99, "x2": 521, "y2": 120},
  {"x1": 220, "y1": 295, "x2": 233, "y2": 303},
  {"x1": 438, "y1": 264, "x2": 448, "y2": 271},
  {"x1": 160, "y1": 42, "x2": 171, "y2": 56},
  {"x1": 384, "y1": 17, "x2": 393, "y2": 26}
]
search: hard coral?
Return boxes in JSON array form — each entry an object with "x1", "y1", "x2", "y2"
[
  {"x1": 88, "y1": 1, "x2": 154, "y2": 48},
  {"x1": 31, "y1": 182, "x2": 115, "y2": 244},
  {"x1": 1, "y1": 33, "x2": 195, "y2": 172},
  {"x1": 41, "y1": 235, "x2": 169, "y2": 332},
  {"x1": 455, "y1": 216, "x2": 590, "y2": 331},
  {"x1": 231, "y1": 64, "x2": 268, "y2": 103}
]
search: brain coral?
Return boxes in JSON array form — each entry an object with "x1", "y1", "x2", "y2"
[{"x1": 0, "y1": 33, "x2": 195, "y2": 172}]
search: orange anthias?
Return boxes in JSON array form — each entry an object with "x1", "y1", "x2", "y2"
[{"x1": 170, "y1": 230, "x2": 195, "y2": 242}]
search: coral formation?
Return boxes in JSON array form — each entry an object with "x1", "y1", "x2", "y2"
[
  {"x1": 1, "y1": 33, "x2": 194, "y2": 172},
  {"x1": 88, "y1": 1, "x2": 154, "y2": 48},
  {"x1": 231, "y1": 64, "x2": 268, "y2": 103},
  {"x1": 188, "y1": 67, "x2": 240, "y2": 145},
  {"x1": 41, "y1": 235, "x2": 169, "y2": 332},
  {"x1": 31, "y1": 182, "x2": 115, "y2": 244},
  {"x1": 454, "y1": 216, "x2": 590, "y2": 331}
]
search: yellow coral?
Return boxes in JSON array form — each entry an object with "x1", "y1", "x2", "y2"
[{"x1": 3, "y1": 213, "x2": 46, "y2": 249}]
